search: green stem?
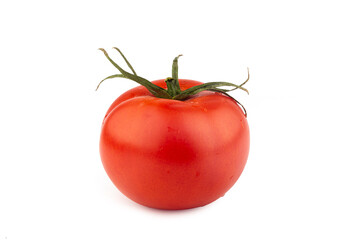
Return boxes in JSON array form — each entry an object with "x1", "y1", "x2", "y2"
[
  {"x1": 165, "y1": 77, "x2": 179, "y2": 97},
  {"x1": 171, "y1": 54, "x2": 182, "y2": 95}
]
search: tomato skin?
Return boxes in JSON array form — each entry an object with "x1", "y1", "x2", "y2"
[{"x1": 100, "y1": 79, "x2": 250, "y2": 210}]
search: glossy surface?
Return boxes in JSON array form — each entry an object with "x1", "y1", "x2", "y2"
[{"x1": 100, "y1": 79, "x2": 250, "y2": 210}]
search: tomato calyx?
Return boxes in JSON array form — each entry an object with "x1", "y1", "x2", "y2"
[{"x1": 97, "y1": 47, "x2": 250, "y2": 116}]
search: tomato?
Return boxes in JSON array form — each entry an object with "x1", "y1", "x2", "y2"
[
  {"x1": 98, "y1": 48, "x2": 250, "y2": 209},
  {"x1": 99, "y1": 79, "x2": 250, "y2": 210}
]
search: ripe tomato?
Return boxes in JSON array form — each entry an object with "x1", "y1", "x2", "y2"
[{"x1": 100, "y1": 79, "x2": 250, "y2": 210}]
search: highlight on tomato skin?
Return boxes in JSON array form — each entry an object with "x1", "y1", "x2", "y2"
[{"x1": 97, "y1": 48, "x2": 250, "y2": 210}]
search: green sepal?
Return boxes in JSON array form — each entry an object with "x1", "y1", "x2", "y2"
[
  {"x1": 172, "y1": 81, "x2": 248, "y2": 100},
  {"x1": 95, "y1": 74, "x2": 126, "y2": 91},
  {"x1": 208, "y1": 89, "x2": 247, "y2": 117},
  {"x1": 98, "y1": 48, "x2": 171, "y2": 99},
  {"x1": 172, "y1": 68, "x2": 249, "y2": 99},
  {"x1": 112, "y1": 47, "x2": 137, "y2": 76}
]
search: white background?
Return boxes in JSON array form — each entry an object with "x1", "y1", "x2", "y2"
[{"x1": 0, "y1": 0, "x2": 359, "y2": 239}]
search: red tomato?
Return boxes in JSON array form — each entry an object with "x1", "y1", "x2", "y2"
[{"x1": 100, "y1": 79, "x2": 250, "y2": 210}]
